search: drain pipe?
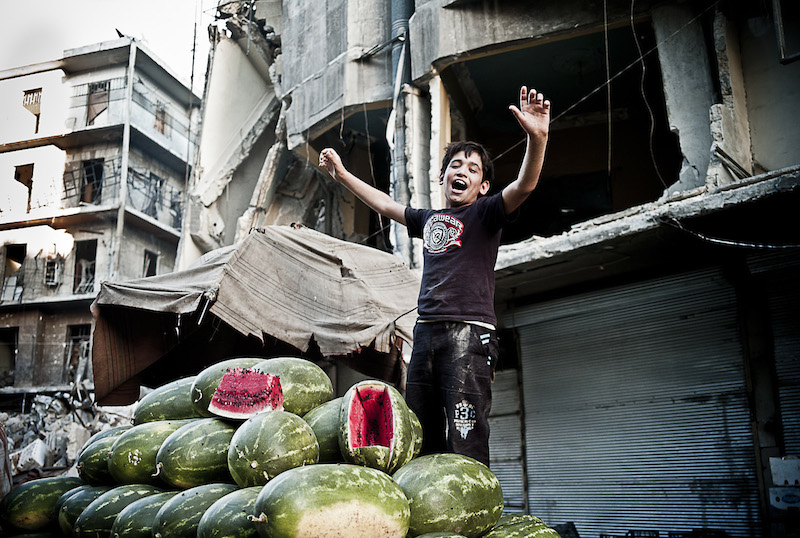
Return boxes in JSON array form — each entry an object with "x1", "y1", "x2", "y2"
[{"x1": 390, "y1": 0, "x2": 413, "y2": 264}]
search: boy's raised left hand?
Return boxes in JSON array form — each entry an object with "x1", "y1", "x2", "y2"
[{"x1": 509, "y1": 86, "x2": 550, "y2": 139}]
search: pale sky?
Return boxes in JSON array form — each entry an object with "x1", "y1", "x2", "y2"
[{"x1": 0, "y1": 0, "x2": 217, "y2": 92}]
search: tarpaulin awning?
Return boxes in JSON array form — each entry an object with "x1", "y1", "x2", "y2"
[{"x1": 91, "y1": 225, "x2": 420, "y2": 405}]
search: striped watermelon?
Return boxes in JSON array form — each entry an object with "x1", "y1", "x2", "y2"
[
  {"x1": 227, "y1": 410, "x2": 319, "y2": 487},
  {"x1": 252, "y1": 463, "x2": 410, "y2": 538},
  {"x1": 417, "y1": 534, "x2": 469, "y2": 537},
  {"x1": 56, "y1": 485, "x2": 112, "y2": 536},
  {"x1": 191, "y1": 358, "x2": 267, "y2": 417},
  {"x1": 110, "y1": 491, "x2": 178, "y2": 538},
  {"x1": 76, "y1": 435, "x2": 119, "y2": 485},
  {"x1": 197, "y1": 486, "x2": 262, "y2": 538},
  {"x1": 77, "y1": 425, "x2": 131, "y2": 457},
  {"x1": 253, "y1": 357, "x2": 334, "y2": 415},
  {"x1": 338, "y1": 380, "x2": 418, "y2": 474},
  {"x1": 301, "y1": 397, "x2": 344, "y2": 463},
  {"x1": 152, "y1": 483, "x2": 238, "y2": 538},
  {"x1": 482, "y1": 514, "x2": 561, "y2": 537},
  {"x1": 155, "y1": 418, "x2": 237, "y2": 488},
  {"x1": 392, "y1": 453, "x2": 504, "y2": 537},
  {"x1": 0, "y1": 476, "x2": 84, "y2": 533},
  {"x1": 134, "y1": 376, "x2": 203, "y2": 424},
  {"x1": 74, "y1": 484, "x2": 164, "y2": 538},
  {"x1": 108, "y1": 419, "x2": 197, "y2": 485}
]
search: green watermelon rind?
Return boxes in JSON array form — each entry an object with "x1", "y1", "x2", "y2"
[
  {"x1": 134, "y1": 376, "x2": 203, "y2": 424},
  {"x1": 196, "y1": 486, "x2": 262, "y2": 538},
  {"x1": 253, "y1": 463, "x2": 410, "y2": 538},
  {"x1": 108, "y1": 419, "x2": 198, "y2": 485},
  {"x1": 392, "y1": 453, "x2": 504, "y2": 538},
  {"x1": 155, "y1": 418, "x2": 237, "y2": 489},
  {"x1": 0, "y1": 476, "x2": 84, "y2": 532},
  {"x1": 338, "y1": 380, "x2": 417, "y2": 474},
  {"x1": 191, "y1": 358, "x2": 267, "y2": 417},
  {"x1": 483, "y1": 514, "x2": 561, "y2": 537},
  {"x1": 76, "y1": 435, "x2": 120, "y2": 485},
  {"x1": 301, "y1": 397, "x2": 344, "y2": 463},
  {"x1": 56, "y1": 485, "x2": 113, "y2": 537},
  {"x1": 227, "y1": 410, "x2": 319, "y2": 487},
  {"x1": 152, "y1": 482, "x2": 239, "y2": 538},
  {"x1": 73, "y1": 483, "x2": 164, "y2": 538},
  {"x1": 253, "y1": 357, "x2": 334, "y2": 416},
  {"x1": 77, "y1": 425, "x2": 132, "y2": 457},
  {"x1": 110, "y1": 490, "x2": 179, "y2": 538}
]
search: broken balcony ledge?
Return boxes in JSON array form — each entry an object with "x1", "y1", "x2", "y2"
[{"x1": 496, "y1": 164, "x2": 800, "y2": 271}]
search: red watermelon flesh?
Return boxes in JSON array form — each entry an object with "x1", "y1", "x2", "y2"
[
  {"x1": 349, "y1": 385, "x2": 394, "y2": 448},
  {"x1": 208, "y1": 367, "x2": 284, "y2": 419}
]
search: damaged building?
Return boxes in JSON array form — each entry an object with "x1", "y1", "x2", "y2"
[
  {"x1": 175, "y1": 0, "x2": 799, "y2": 536},
  {"x1": 0, "y1": 39, "x2": 200, "y2": 398}
]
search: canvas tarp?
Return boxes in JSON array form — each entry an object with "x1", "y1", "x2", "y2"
[{"x1": 91, "y1": 225, "x2": 420, "y2": 405}]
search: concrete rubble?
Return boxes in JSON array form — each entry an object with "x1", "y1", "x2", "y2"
[{"x1": 1, "y1": 392, "x2": 137, "y2": 484}]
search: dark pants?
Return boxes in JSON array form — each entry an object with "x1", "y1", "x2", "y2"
[{"x1": 405, "y1": 321, "x2": 498, "y2": 466}]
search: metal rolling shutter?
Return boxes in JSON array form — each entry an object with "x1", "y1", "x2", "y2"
[
  {"x1": 489, "y1": 369, "x2": 527, "y2": 513},
  {"x1": 504, "y1": 269, "x2": 762, "y2": 538}
]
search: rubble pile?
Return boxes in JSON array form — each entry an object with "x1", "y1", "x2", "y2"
[{"x1": 2, "y1": 393, "x2": 136, "y2": 483}]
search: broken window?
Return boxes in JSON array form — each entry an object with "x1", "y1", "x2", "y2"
[
  {"x1": 154, "y1": 101, "x2": 170, "y2": 135},
  {"x1": 44, "y1": 258, "x2": 62, "y2": 287},
  {"x1": 2, "y1": 244, "x2": 26, "y2": 303},
  {"x1": 73, "y1": 240, "x2": 97, "y2": 294},
  {"x1": 87, "y1": 80, "x2": 110, "y2": 125},
  {"x1": 14, "y1": 164, "x2": 34, "y2": 213},
  {"x1": 0, "y1": 327, "x2": 17, "y2": 387},
  {"x1": 81, "y1": 159, "x2": 104, "y2": 204},
  {"x1": 64, "y1": 324, "x2": 91, "y2": 384},
  {"x1": 143, "y1": 250, "x2": 158, "y2": 277},
  {"x1": 22, "y1": 88, "x2": 41, "y2": 134}
]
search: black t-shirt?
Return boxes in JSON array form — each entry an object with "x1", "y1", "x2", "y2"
[{"x1": 405, "y1": 192, "x2": 508, "y2": 326}]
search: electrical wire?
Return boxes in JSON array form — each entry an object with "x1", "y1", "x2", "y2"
[{"x1": 657, "y1": 216, "x2": 800, "y2": 249}]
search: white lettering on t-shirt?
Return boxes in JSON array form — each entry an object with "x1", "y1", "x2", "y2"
[{"x1": 422, "y1": 213, "x2": 464, "y2": 254}]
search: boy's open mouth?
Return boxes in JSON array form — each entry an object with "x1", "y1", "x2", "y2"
[{"x1": 452, "y1": 179, "x2": 467, "y2": 192}]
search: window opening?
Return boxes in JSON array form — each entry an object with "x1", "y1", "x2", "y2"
[
  {"x1": 81, "y1": 159, "x2": 104, "y2": 204},
  {"x1": 143, "y1": 250, "x2": 158, "y2": 277},
  {"x1": 87, "y1": 80, "x2": 110, "y2": 125},
  {"x1": 774, "y1": 0, "x2": 800, "y2": 64},
  {"x1": 0, "y1": 327, "x2": 18, "y2": 387},
  {"x1": 65, "y1": 324, "x2": 91, "y2": 384},
  {"x1": 44, "y1": 258, "x2": 63, "y2": 287},
  {"x1": 22, "y1": 88, "x2": 42, "y2": 133},
  {"x1": 73, "y1": 240, "x2": 97, "y2": 294},
  {"x1": 14, "y1": 164, "x2": 34, "y2": 213},
  {"x1": 2, "y1": 244, "x2": 26, "y2": 303}
]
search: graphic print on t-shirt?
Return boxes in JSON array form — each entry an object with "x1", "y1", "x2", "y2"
[{"x1": 422, "y1": 213, "x2": 464, "y2": 254}]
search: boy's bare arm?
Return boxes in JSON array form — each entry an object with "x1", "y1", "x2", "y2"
[
  {"x1": 319, "y1": 148, "x2": 407, "y2": 225},
  {"x1": 502, "y1": 86, "x2": 551, "y2": 215}
]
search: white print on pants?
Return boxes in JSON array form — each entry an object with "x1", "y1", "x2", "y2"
[{"x1": 454, "y1": 399, "x2": 477, "y2": 439}]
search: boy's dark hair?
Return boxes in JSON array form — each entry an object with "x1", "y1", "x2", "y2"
[{"x1": 439, "y1": 141, "x2": 494, "y2": 185}]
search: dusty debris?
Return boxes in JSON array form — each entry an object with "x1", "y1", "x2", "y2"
[{"x1": 1, "y1": 393, "x2": 137, "y2": 484}]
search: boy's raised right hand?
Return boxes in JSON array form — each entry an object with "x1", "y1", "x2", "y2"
[{"x1": 319, "y1": 148, "x2": 345, "y2": 182}]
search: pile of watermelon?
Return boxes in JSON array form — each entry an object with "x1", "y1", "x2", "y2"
[{"x1": 0, "y1": 356, "x2": 560, "y2": 538}]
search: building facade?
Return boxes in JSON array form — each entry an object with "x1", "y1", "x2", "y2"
[{"x1": 0, "y1": 39, "x2": 200, "y2": 395}]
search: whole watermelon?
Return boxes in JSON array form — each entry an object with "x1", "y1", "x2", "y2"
[
  {"x1": 253, "y1": 357, "x2": 334, "y2": 415},
  {"x1": 339, "y1": 380, "x2": 418, "y2": 474},
  {"x1": 134, "y1": 376, "x2": 203, "y2": 424},
  {"x1": 155, "y1": 418, "x2": 237, "y2": 488},
  {"x1": 197, "y1": 486, "x2": 262, "y2": 538},
  {"x1": 252, "y1": 464, "x2": 410, "y2": 538},
  {"x1": 482, "y1": 514, "x2": 562, "y2": 537},
  {"x1": 191, "y1": 358, "x2": 267, "y2": 417},
  {"x1": 0, "y1": 476, "x2": 84, "y2": 533},
  {"x1": 108, "y1": 419, "x2": 197, "y2": 485},
  {"x1": 110, "y1": 491, "x2": 178, "y2": 538},
  {"x1": 152, "y1": 483, "x2": 238, "y2": 538},
  {"x1": 76, "y1": 435, "x2": 120, "y2": 485},
  {"x1": 56, "y1": 485, "x2": 113, "y2": 537},
  {"x1": 74, "y1": 484, "x2": 164, "y2": 538},
  {"x1": 392, "y1": 453, "x2": 503, "y2": 537},
  {"x1": 77, "y1": 425, "x2": 131, "y2": 457},
  {"x1": 301, "y1": 397, "x2": 344, "y2": 463},
  {"x1": 227, "y1": 410, "x2": 319, "y2": 487}
]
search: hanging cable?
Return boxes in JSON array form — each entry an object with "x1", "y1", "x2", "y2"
[
  {"x1": 657, "y1": 216, "x2": 800, "y2": 249},
  {"x1": 604, "y1": 0, "x2": 613, "y2": 179}
]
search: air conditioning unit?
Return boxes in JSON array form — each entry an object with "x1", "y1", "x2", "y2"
[{"x1": 44, "y1": 259, "x2": 62, "y2": 287}]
